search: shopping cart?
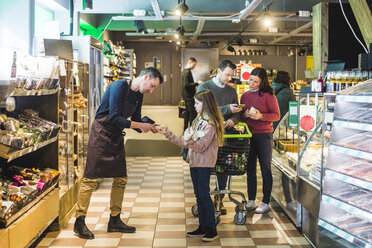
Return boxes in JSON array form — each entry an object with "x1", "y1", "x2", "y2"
[{"x1": 191, "y1": 122, "x2": 252, "y2": 225}]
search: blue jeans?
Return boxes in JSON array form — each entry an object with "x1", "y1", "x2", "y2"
[{"x1": 190, "y1": 167, "x2": 215, "y2": 229}]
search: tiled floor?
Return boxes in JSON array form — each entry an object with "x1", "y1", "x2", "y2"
[{"x1": 37, "y1": 156, "x2": 312, "y2": 248}]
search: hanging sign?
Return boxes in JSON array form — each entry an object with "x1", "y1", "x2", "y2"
[{"x1": 299, "y1": 104, "x2": 317, "y2": 132}]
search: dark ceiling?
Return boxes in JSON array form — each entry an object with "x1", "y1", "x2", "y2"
[{"x1": 79, "y1": 0, "x2": 370, "y2": 46}]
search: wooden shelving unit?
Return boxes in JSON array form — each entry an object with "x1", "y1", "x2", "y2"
[{"x1": 0, "y1": 76, "x2": 60, "y2": 248}]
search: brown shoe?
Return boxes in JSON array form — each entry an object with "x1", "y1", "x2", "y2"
[
  {"x1": 213, "y1": 195, "x2": 227, "y2": 215},
  {"x1": 220, "y1": 201, "x2": 227, "y2": 215}
]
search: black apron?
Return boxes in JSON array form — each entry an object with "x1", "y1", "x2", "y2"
[{"x1": 84, "y1": 81, "x2": 138, "y2": 178}]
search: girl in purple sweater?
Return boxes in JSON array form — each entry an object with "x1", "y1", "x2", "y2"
[
  {"x1": 240, "y1": 67, "x2": 280, "y2": 214},
  {"x1": 157, "y1": 90, "x2": 224, "y2": 241}
]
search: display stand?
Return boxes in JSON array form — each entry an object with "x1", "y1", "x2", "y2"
[
  {"x1": 58, "y1": 59, "x2": 89, "y2": 229},
  {"x1": 319, "y1": 80, "x2": 372, "y2": 248},
  {"x1": 0, "y1": 80, "x2": 60, "y2": 248}
]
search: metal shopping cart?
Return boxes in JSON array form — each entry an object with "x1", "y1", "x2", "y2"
[{"x1": 191, "y1": 123, "x2": 252, "y2": 225}]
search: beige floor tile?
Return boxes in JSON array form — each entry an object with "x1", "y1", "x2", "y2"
[
  {"x1": 158, "y1": 212, "x2": 185, "y2": 219},
  {"x1": 85, "y1": 238, "x2": 120, "y2": 246},
  {"x1": 127, "y1": 218, "x2": 157, "y2": 225},
  {"x1": 153, "y1": 238, "x2": 186, "y2": 247},
  {"x1": 50, "y1": 238, "x2": 87, "y2": 246},
  {"x1": 219, "y1": 237, "x2": 254, "y2": 246},
  {"x1": 156, "y1": 224, "x2": 186, "y2": 232},
  {"x1": 121, "y1": 230, "x2": 155, "y2": 239},
  {"x1": 131, "y1": 207, "x2": 159, "y2": 213},
  {"x1": 250, "y1": 230, "x2": 284, "y2": 238},
  {"x1": 135, "y1": 197, "x2": 161, "y2": 203}
]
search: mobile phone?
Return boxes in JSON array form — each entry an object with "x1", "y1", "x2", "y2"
[{"x1": 238, "y1": 104, "x2": 245, "y2": 108}]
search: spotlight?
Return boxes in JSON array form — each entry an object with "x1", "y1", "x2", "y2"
[
  {"x1": 236, "y1": 36, "x2": 244, "y2": 46},
  {"x1": 175, "y1": 25, "x2": 185, "y2": 38},
  {"x1": 175, "y1": 0, "x2": 189, "y2": 16},
  {"x1": 134, "y1": 20, "x2": 148, "y2": 34},
  {"x1": 263, "y1": 16, "x2": 272, "y2": 27},
  {"x1": 227, "y1": 45, "x2": 236, "y2": 53}
]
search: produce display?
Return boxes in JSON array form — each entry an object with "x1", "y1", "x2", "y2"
[
  {"x1": 0, "y1": 166, "x2": 59, "y2": 220},
  {"x1": 0, "y1": 109, "x2": 61, "y2": 150}
]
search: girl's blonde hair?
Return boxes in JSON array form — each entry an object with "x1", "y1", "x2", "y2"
[{"x1": 192, "y1": 90, "x2": 225, "y2": 146}]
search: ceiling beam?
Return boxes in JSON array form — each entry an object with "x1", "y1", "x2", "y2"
[
  {"x1": 239, "y1": 0, "x2": 264, "y2": 20},
  {"x1": 150, "y1": 0, "x2": 163, "y2": 20},
  {"x1": 192, "y1": 19, "x2": 206, "y2": 41},
  {"x1": 125, "y1": 31, "x2": 312, "y2": 37},
  {"x1": 349, "y1": 0, "x2": 372, "y2": 50},
  {"x1": 269, "y1": 21, "x2": 312, "y2": 44},
  {"x1": 111, "y1": 15, "x2": 311, "y2": 22}
]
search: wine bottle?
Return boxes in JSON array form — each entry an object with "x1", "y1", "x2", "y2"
[{"x1": 11, "y1": 51, "x2": 17, "y2": 78}]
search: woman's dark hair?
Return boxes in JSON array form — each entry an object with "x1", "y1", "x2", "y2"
[
  {"x1": 274, "y1": 71, "x2": 290, "y2": 87},
  {"x1": 250, "y1": 67, "x2": 274, "y2": 95}
]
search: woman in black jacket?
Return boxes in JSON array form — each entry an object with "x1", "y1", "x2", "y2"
[{"x1": 272, "y1": 71, "x2": 296, "y2": 130}]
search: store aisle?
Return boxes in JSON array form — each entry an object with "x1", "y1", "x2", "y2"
[{"x1": 37, "y1": 157, "x2": 311, "y2": 248}]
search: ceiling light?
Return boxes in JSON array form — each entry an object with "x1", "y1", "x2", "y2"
[
  {"x1": 249, "y1": 38, "x2": 258, "y2": 43},
  {"x1": 169, "y1": 40, "x2": 172, "y2": 43},
  {"x1": 175, "y1": 33, "x2": 180, "y2": 39},
  {"x1": 133, "y1": 9, "x2": 146, "y2": 17},
  {"x1": 263, "y1": 17, "x2": 272, "y2": 27},
  {"x1": 177, "y1": 41, "x2": 181, "y2": 45},
  {"x1": 268, "y1": 27, "x2": 278, "y2": 33},
  {"x1": 175, "y1": 1, "x2": 189, "y2": 17}
]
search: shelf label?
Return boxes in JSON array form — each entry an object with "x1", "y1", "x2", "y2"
[{"x1": 289, "y1": 101, "x2": 298, "y2": 127}]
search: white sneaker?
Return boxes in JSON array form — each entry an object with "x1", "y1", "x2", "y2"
[
  {"x1": 255, "y1": 202, "x2": 270, "y2": 214},
  {"x1": 286, "y1": 201, "x2": 297, "y2": 212},
  {"x1": 246, "y1": 200, "x2": 258, "y2": 211}
]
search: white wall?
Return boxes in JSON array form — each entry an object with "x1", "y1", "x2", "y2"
[{"x1": 0, "y1": 0, "x2": 31, "y2": 54}]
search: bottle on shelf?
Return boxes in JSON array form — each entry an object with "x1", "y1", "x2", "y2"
[
  {"x1": 11, "y1": 51, "x2": 17, "y2": 78},
  {"x1": 317, "y1": 71, "x2": 324, "y2": 93}
]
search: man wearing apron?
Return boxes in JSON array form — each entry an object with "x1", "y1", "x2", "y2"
[{"x1": 74, "y1": 67, "x2": 163, "y2": 239}]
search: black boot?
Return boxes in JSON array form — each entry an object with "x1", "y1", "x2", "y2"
[
  {"x1": 73, "y1": 216, "x2": 95, "y2": 239},
  {"x1": 202, "y1": 227, "x2": 218, "y2": 242},
  {"x1": 186, "y1": 225, "x2": 207, "y2": 237},
  {"x1": 107, "y1": 214, "x2": 136, "y2": 233}
]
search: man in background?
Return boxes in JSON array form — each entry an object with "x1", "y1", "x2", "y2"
[
  {"x1": 182, "y1": 57, "x2": 202, "y2": 131},
  {"x1": 197, "y1": 59, "x2": 242, "y2": 214}
]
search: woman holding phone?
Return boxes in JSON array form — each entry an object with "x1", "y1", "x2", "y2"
[{"x1": 240, "y1": 67, "x2": 280, "y2": 214}]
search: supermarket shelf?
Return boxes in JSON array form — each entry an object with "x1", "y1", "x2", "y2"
[
  {"x1": 319, "y1": 219, "x2": 372, "y2": 248},
  {"x1": 337, "y1": 95, "x2": 372, "y2": 103},
  {"x1": 333, "y1": 120, "x2": 372, "y2": 132},
  {"x1": 330, "y1": 144, "x2": 372, "y2": 161},
  {"x1": 0, "y1": 184, "x2": 57, "y2": 227},
  {"x1": 0, "y1": 137, "x2": 58, "y2": 162},
  {"x1": 11, "y1": 88, "x2": 59, "y2": 96},
  {"x1": 322, "y1": 194, "x2": 372, "y2": 221},
  {"x1": 326, "y1": 169, "x2": 372, "y2": 191}
]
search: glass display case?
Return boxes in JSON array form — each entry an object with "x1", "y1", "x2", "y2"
[
  {"x1": 272, "y1": 93, "x2": 331, "y2": 246},
  {"x1": 319, "y1": 80, "x2": 372, "y2": 248}
]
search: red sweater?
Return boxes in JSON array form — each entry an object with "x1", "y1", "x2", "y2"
[{"x1": 240, "y1": 91, "x2": 280, "y2": 134}]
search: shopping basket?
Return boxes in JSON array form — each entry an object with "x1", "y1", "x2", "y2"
[{"x1": 191, "y1": 122, "x2": 252, "y2": 225}]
